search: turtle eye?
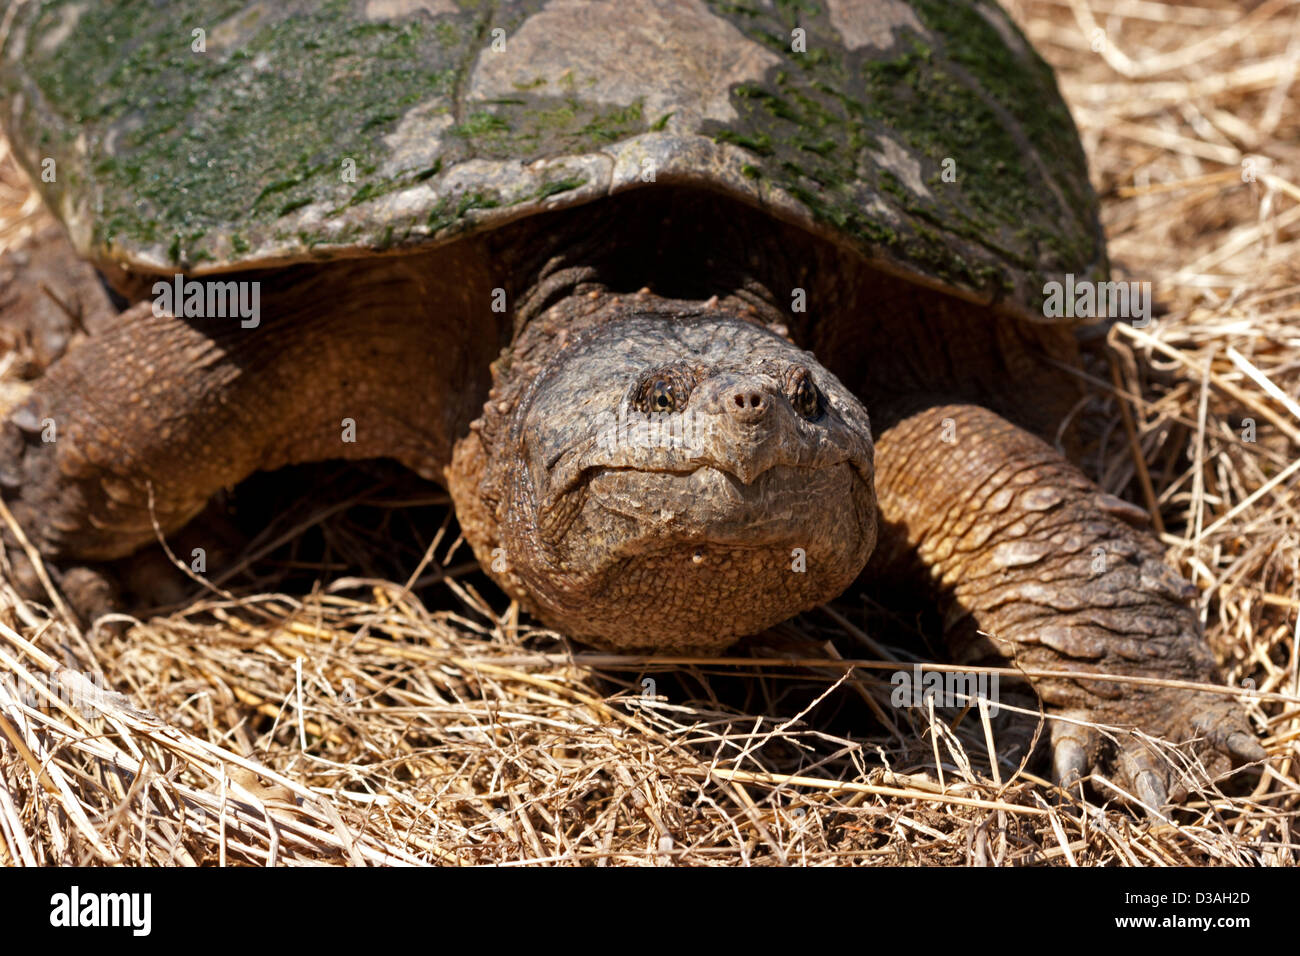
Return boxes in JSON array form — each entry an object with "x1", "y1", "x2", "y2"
[
  {"x1": 789, "y1": 368, "x2": 821, "y2": 420},
  {"x1": 651, "y1": 378, "x2": 676, "y2": 411},
  {"x1": 634, "y1": 371, "x2": 691, "y2": 413}
]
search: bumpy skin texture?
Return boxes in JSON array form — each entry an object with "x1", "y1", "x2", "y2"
[
  {"x1": 868, "y1": 400, "x2": 1264, "y2": 803},
  {"x1": 1, "y1": 246, "x2": 502, "y2": 560},
  {"x1": 448, "y1": 294, "x2": 876, "y2": 652}
]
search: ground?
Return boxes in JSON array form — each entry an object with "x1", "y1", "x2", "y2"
[{"x1": 0, "y1": 0, "x2": 1297, "y2": 865}]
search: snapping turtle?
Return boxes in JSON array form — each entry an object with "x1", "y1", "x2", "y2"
[{"x1": 0, "y1": 0, "x2": 1264, "y2": 804}]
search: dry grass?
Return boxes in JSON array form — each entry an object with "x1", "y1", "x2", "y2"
[{"x1": 1, "y1": 0, "x2": 1298, "y2": 866}]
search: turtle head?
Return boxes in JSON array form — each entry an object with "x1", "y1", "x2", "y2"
[{"x1": 451, "y1": 308, "x2": 877, "y2": 653}]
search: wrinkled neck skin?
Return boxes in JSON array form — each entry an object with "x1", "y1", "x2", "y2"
[{"x1": 447, "y1": 245, "x2": 879, "y2": 653}]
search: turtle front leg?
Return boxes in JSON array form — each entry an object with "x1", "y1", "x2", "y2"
[
  {"x1": 869, "y1": 399, "x2": 1265, "y2": 805},
  {"x1": 1, "y1": 279, "x2": 477, "y2": 608}
]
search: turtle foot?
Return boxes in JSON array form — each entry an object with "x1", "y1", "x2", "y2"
[{"x1": 1050, "y1": 693, "x2": 1266, "y2": 812}]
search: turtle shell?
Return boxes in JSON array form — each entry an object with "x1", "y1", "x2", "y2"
[{"x1": 0, "y1": 0, "x2": 1105, "y2": 322}]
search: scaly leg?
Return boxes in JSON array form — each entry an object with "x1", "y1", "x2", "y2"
[
  {"x1": 0, "y1": 252, "x2": 496, "y2": 613},
  {"x1": 869, "y1": 398, "x2": 1265, "y2": 805}
]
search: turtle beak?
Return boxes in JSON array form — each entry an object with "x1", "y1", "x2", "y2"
[{"x1": 689, "y1": 372, "x2": 802, "y2": 485}]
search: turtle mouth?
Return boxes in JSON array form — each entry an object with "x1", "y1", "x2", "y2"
[
  {"x1": 579, "y1": 461, "x2": 870, "y2": 548},
  {"x1": 542, "y1": 444, "x2": 872, "y2": 514},
  {"x1": 515, "y1": 459, "x2": 878, "y2": 652}
]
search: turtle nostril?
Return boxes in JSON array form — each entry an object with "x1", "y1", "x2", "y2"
[{"x1": 727, "y1": 388, "x2": 770, "y2": 422}]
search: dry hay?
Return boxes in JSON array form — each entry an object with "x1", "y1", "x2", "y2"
[{"x1": 0, "y1": 0, "x2": 1298, "y2": 866}]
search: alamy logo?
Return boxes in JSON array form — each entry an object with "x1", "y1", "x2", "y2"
[
  {"x1": 890, "y1": 664, "x2": 1000, "y2": 716},
  {"x1": 593, "y1": 407, "x2": 705, "y2": 453},
  {"x1": 0, "y1": 669, "x2": 129, "y2": 717},
  {"x1": 1042, "y1": 273, "x2": 1151, "y2": 328},
  {"x1": 152, "y1": 274, "x2": 261, "y2": 328},
  {"x1": 49, "y1": 886, "x2": 151, "y2": 936}
]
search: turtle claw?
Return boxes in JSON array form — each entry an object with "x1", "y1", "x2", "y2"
[
  {"x1": 9, "y1": 402, "x2": 43, "y2": 435},
  {"x1": 1134, "y1": 771, "x2": 1168, "y2": 813},
  {"x1": 1045, "y1": 693, "x2": 1266, "y2": 810},
  {"x1": 1225, "y1": 733, "x2": 1267, "y2": 763},
  {"x1": 1118, "y1": 741, "x2": 1170, "y2": 812},
  {"x1": 1190, "y1": 702, "x2": 1267, "y2": 763},
  {"x1": 1052, "y1": 738, "x2": 1089, "y2": 790},
  {"x1": 57, "y1": 564, "x2": 123, "y2": 625},
  {"x1": 1049, "y1": 715, "x2": 1096, "y2": 791}
]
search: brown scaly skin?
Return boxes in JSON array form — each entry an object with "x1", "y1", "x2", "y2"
[
  {"x1": 868, "y1": 399, "x2": 1264, "y2": 804},
  {"x1": 0, "y1": 201, "x2": 1264, "y2": 808},
  {"x1": 447, "y1": 293, "x2": 877, "y2": 653},
  {"x1": 1, "y1": 246, "x2": 502, "y2": 561}
]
